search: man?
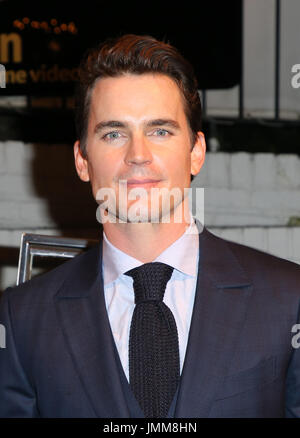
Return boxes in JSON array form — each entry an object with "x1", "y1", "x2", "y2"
[{"x1": 1, "y1": 34, "x2": 300, "y2": 418}]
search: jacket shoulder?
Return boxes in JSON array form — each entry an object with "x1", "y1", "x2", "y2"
[{"x1": 206, "y1": 228, "x2": 300, "y2": 285}]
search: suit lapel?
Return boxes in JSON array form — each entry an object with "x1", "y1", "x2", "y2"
[
  {"x1": 175, "y1": 224, "x2": 253, "y2": 417},
  {"x1": 54, "y1": 239, "x2": 130, "y2": 418},
  {"x1": 53, "y1": 222, "x2": 253, "y2": 418}
]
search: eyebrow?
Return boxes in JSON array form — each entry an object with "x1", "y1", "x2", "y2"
[{"x1": 94, "y1": 118, "x2": 181, "y2": 134}]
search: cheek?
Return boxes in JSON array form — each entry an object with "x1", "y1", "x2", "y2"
[
  {"x1": 88, "y1": 148, "x2": 111, "y2": 177},
  {"x1": 164, "y1": 150, "x2": 190, "y2": 177}
]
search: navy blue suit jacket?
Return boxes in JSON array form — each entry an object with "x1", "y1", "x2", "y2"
[{"x1": 1, "y1": 226, "x2": 300, "y2": 418}]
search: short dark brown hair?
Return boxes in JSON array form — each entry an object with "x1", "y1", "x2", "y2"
[{"x1": 75, "y1": 33, "x2": 202, "y2": 160}]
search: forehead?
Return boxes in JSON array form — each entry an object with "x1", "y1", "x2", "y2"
[{"x1": 88, "y1": 73, "x2": 186, "y2": 122}]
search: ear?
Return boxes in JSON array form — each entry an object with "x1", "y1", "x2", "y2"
[
  {"x1": 191, "y1": 131, "x2": 206, "y2": 176},
  {"x1": 74, "y1": 140, "x2": 90, "y2": 182}
]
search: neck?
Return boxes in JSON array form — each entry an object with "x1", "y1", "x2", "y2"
[{"x1": 103, "y1": 199, "x2": 192, "y2": 263}]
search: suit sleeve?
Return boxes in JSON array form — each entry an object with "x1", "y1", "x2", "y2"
[
  {"x1": 285, "y1": 298, "x2": 300, "y2": 418},
  {"x1": 0, "y1": 288, "x2": 39, "y2": 417}
]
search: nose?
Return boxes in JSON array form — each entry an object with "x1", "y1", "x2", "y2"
[{"x1": 124, "y1": 133, "x2": 153, "y2": 166}]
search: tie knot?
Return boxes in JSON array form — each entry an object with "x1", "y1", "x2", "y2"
[{"x1": 125, "y1": 262, "x2": 174, "y2": 304}]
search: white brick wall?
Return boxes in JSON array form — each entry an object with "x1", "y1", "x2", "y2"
[
  {"x1": 192, "y1": 152, "x2": 300, "y2": 226},
  {"x1": 1, "y1": 142, "x2": 300, "y2": 292}
]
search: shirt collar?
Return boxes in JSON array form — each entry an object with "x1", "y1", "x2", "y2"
[{"x1": 102, "y1": 216, "x2": 199, "y2": 286}]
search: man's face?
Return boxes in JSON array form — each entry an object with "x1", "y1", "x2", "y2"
[{"x1": 74, "y1": 73, "x2": 205, "y2": 223}]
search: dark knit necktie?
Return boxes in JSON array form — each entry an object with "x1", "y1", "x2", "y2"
[{"x1": 124, "y1": 262, "x2": 180, "y2": 418}]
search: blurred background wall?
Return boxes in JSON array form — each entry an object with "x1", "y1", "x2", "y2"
[{"x1": 1, "y1": 0, "x2": 300, "y2": 292}]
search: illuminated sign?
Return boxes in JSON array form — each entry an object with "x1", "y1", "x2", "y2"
[
  {"x1": 0, "y1": 3, "x2": 83, "y2": 95},
  {"x1": 0, "y1": 1, "x2": 241, "y2": 96}
]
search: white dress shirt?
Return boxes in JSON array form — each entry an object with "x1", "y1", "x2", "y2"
[{"x1": 102, "y1": 217, "x2": 200, "y2": 382}]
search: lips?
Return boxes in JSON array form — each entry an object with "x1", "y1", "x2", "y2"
[
  {"x1": 127, "y1": 179, "x2": 161, "y2": 184},
  {"x1": 124, "y1": 178, "x2": 162, "y2": 188}
]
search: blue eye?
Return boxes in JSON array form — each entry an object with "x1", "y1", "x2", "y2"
[
  {"x1": 155, "y1": 129, "x2": 169, "y2": 136},
  {"x1": 103, "y1": 131, "x2": 121, "y2": 140}
]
